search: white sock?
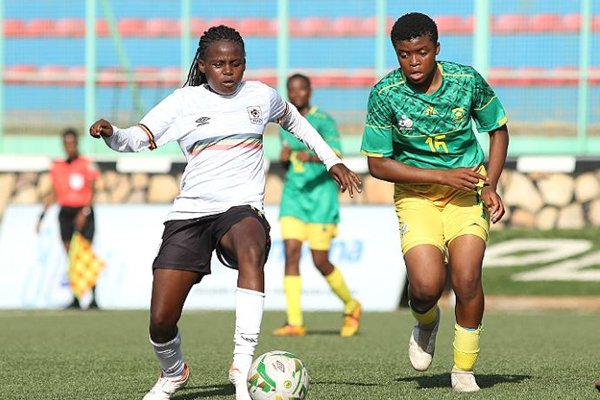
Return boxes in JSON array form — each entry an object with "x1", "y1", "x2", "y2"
[
  {"x1": 232, "y1": 288, "x2": 265, "y2": 375},
  {"x1": 150, "y1": 330, "x2": 185, "y2": 378}
]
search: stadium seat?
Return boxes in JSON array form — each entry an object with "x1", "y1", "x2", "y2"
[
  {"x1": 98, "y1": 67, "x2": 126, "y2": 86},
  {"x1": 516, "y1": 66, "x2": 548, "y2": 85},
  {"x1": 134, "y1": 66, "x2": 161, "y2": 86},
  {"x1": 4, "y1": 19, "x2": 26, "y2": 38},
  {"x1": 191, "y1": 18, "x2": 210, "y2": 36},
  {"x1": 67, "y1": 65, "x2": 87, "y2": 86},
  {"x1": 145, "y1": 18, "x2": 180, "y2": 37},
  {"x1": 117, "y1": 18, "x2": 146, "y2": 37},
  {"x1": 296, "y1": 17, "x2": 330, "y2": 36},
  {"x1": 55, "y1": 18, "x2": 86, "y2": 37},
  {"x1": 492, "y1": 14, "x2": 529, "y2": 34},
  {"x1": 559, "y1": 13, "x2": 581, "y2": 33},
  {"x1": 331, "y1": 17, "x2": 369, "y2": 37},
  {"x1": 96, "y1": 19, "x2": 109, "y2": 37},
  {"x1": 26, "y1": 19, "x2": 57, "y2": 37},
  {"x1": 593, "y1": 15, "x2": 600, "y2": 32},
  {"x1": 38, "y1": 65, "x2": 70, "y2": 85},
  {"x1": 239, "y1": 17, "x2": 277, "y2": 37},
  {"x1": 434, "y1": 15, "x2": 469, "y2": 34},
  {"x1": 5, "y1": 64, "x2": 38, "y2": 84},
  {"x1": 160, "y1": 67, "x2": 184, "y2": 86},
  {"x1": 529, "y1": 14, "x2": 562, "y2": 33},
  {"x1": 551, "y1": 66, "x2": 579, "y2": 85},
  {"x1": 207, "y1": 18, "x2": 241, "y2": 32},
  {"x1": 589, "y1": 65, "x2": 600, "y2": 85}
]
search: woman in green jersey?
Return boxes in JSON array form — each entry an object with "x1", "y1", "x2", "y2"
[
  {"x1": 273, "y1": 74, "x2": 362, "y2": 338},
  {"x1": 361, "y1": 13, "x2": 509, "y2": 392}
]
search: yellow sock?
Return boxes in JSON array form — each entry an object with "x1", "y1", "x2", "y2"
[
  {"x1": 284, "y1": 275, "x2": 303, "y2": 326},
  {"x1": 453, "y1": 323, "x2": 481, "y2": 371},
  {"x1": 325, "y1": 267, "x2": 355, "y2": 313},
  {"x1": 410, "y1": 304, "x2": 439, "y2": 327}
]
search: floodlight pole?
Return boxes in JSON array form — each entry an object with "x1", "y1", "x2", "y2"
[
  {"x1": 277, "y1": 0, "x2": 289, "y2": 99},
  {"x1": 181, "y1": 0, "x2": 191, "y2": 84},
  {"x1": 577, "y1": 0, "x2": 591, "y2": 154},
  {"x1": 84, "y1": 0, "x2": 97, "y2": 155},
  {"x1": 375, "y1": 0, "x2": 386, "y2": 79}
]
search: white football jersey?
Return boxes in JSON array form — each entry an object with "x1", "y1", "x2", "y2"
[{"x1": 116, "y1": 81, "x2": 288, "y2": 220}]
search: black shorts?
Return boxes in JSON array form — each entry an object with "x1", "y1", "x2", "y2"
[
  {"x1": 58, "y1": 206, "x2": 95, "y2": 243},
  {"x1": 152, "y1": 205, "x2": 271, "y2": 278}
]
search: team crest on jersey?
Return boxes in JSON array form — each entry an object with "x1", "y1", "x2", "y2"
[
  {"x1": 398, "y1": 114, "x2": 413, "y2": 131},
  {"x1": 247, "y1": 106, "x2": 263, "y2": 124},
  {"x1": 452, "y1": 107, "x2": 466, "y2": 124}
]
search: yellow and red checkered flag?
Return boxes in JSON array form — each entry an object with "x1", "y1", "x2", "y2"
[{"x1": 68, "y1": 232, "x2": 105, "y2": 299}]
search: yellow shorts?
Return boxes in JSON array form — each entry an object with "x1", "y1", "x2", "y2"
[
  {"x1": 394, "y1": 175, "x2": 490, "y2": 255},
  {"x1": 280, "y1": 216, "x2": 338, "y2": 251}
]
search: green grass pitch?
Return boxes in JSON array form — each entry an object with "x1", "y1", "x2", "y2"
[{"x1": 2, "y1": 308, "x2": 598, "y2": 399}]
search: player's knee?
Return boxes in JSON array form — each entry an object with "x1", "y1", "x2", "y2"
[
  {"x1": 150, "y1": 309, "x2": 179, "y2": 336},
  {"x1": 452, "y1": 275, "x2": 482, "y2": 300},
  {"x1": 409, "y1": 283, "x2": 443, "y2": 304}
]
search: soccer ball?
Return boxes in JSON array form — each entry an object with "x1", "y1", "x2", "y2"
[{"x1": 247, "y1": 350, "x2": 309, "y2": 400}]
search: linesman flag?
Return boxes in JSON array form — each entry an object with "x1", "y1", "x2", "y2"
[{"x1": 68, "y1": 232, "x2": 105, "y2": 299}]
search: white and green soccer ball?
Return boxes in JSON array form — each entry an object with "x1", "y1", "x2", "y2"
[{"x1": 247, "y1": 350, "x2": 309, "y2": 400}]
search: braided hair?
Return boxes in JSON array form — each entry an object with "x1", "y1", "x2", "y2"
[
  {"x1": 390, "y1": 12, "x2": 438, "y2": 45},
  {"x1": 184, "y1": 25, "x2": 246, "y2": 87}
]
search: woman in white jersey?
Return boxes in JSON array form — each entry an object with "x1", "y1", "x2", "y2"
[{"x1": 89, "y1": 25, "x2": 361, "y2": 400}]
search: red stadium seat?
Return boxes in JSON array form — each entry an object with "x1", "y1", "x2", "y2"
[
  {"x1": 26, "y1": 19, "x2": 57, "y2": 37},
  {"x1": 191, "y1": 18, "x2": 210, "y2": 36},
  {"x1": 288, "y1": 17, "x2": 303, "y2": 36},
  {"x1": 4, "y1": 19, "x2": 26, "y2": 38},
  {"x1": 239, "y1": 17, "x2": 277, "y2": 37},
  {"x1": 516, "y1": 66, "x2": 548, "y2": 85},
  {"x1": 146, "y1": 18, "x2": 180, "y2": 37},
  {"x1": 361, "y1": 16, "x2": 378, "y2": 36},
  {"x1": 529, "y1": 14, "x2": 562, "y2": 33},
  {"x1": 331, "y1": 17, "x2": 368, "y2": 37},
  {"x1": 160, "y1": 67, "x2": 183, "y2": 86},
  {"x1": 134, "y1": 66, "x2": 160, "y2": 86},
  {"x1": 5, "y1": 64, "x2": 38, "y2": 84},
  {"x1": 55, "y1": 18, "x2": 85, "y2": 37},
  {"x1": 296, "y1": 17, "x2": 330, "y2": 36},
  {"x1": 207, "y1": 18, "x2": 241, "y2": 32},
  {"x1": 435, "y1": 15, "x2": 469, "y2": 34},
  {"x1": 593, "y1": 15, "x2": 600, "y2": 32},
  {"x1": 492, "y1": 14, "x2": 529, "y2": 34},
  {"x1": 98, "y1": 67, "x2": 126, "y2": 86},
  {"x1": 551, "y1": 66, "x2": 579, "y2": 85},
  {"x1": 67, "y1": 65, "x2": 86, "y2": 86},
  {"x1": 95, "y1": 20, "x2": 110, "y2": 37},
  {"x1": 117, "y1": 18, "x2": 146, "y2": 37},
  {"x1": 38, "y1": 65, "x2": 70, "y2": 85},
  {"x1": 560, "y1": 13, "x2": 581, "y2": 33},
  {"x1": 589, "y1": 65, "x2": 600, "y2": 85}
]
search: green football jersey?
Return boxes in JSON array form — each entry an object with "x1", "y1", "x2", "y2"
[
  {"x1": 279, "y1": 106, "x2": 342, "y2": 224},
  {"x1": 361, "y1": 61, "x2": 507, "y2": 169}
]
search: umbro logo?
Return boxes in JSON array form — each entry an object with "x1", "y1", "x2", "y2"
[{"x1": 195, "y1": 117, "x2": 211, "y2": 126}]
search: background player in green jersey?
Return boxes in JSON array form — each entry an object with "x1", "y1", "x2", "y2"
[
  {"x1": 361, "y1": 13, "x2": 509, "y2": 392},
  {"x1": 273, "y1": 74, "x2": 362, "y2": 337}
]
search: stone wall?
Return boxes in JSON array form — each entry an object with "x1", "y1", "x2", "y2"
[{"x1": 1, "y1": 163, "x2": 599, "y2": 229}]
